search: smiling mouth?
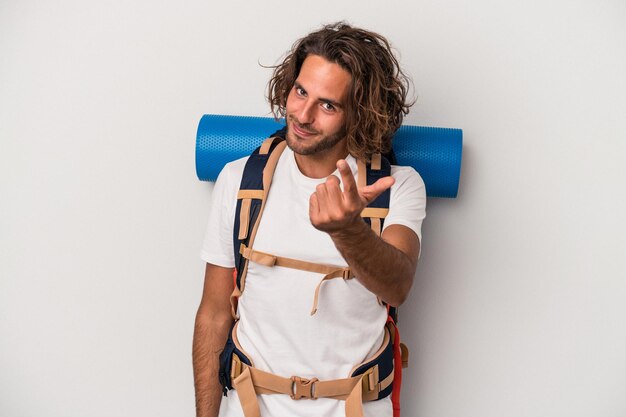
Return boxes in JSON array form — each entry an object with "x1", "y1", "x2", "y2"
[
  {"x1": 288, "y1": 117, "x2": 318, "y2": 137},
  {"x1": 293, "y1": 124, "x2": 316, "y2": 136}
]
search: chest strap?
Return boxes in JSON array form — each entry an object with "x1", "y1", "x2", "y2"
[
  {"x1": 231, "y1": 136, "x2": 391, "y2": 318},
  {"x1": 239, "y1": 243, "x2": 356, "y2": 315}
]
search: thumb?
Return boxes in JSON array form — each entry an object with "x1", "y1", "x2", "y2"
[{"x1": 360, "y1": 176, "x2": 395, "y2": 204}]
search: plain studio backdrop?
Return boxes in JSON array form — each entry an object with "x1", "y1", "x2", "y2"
[{"x1": 1, "y1": 1, "x2": 625, "y2": 416}]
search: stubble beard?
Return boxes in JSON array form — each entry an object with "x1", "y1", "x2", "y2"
[{"x1": 285, "y1": 116, "x2": 346, "y2": 156}]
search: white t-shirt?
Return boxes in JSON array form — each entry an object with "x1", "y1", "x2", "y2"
[{"x1": 201, "y1": 147, "x2": 426, "y2": 417}]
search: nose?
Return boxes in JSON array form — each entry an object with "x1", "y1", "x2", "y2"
[{"x1": 296, "y1": 99, "x2": 315, "y2": 124}]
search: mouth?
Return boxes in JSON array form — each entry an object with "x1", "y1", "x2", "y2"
[{"x1": 290, "y1": 119, "x2": 317, "y2": 138}]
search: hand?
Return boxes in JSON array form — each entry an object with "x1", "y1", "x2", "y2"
[{"x1": 309, "y1": 159, "x2": 395, "y2": 235}]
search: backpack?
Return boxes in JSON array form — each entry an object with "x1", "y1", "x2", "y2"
[{"x1": 219, "y1": 131, "x2": 408, "y2": 417}]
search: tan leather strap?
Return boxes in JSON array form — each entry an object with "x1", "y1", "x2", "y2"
[
  {"x1": 356, "y1": 153, "x2": 383, "y2": 188},
  {"x1": 371, "y1": 153, "x2": 382, "y2": 170},
  {"x1": 238, "y1": 199, "x2": 252, "y2": 240},
  {"x1": 360, "y1": 207, "x2": 389, "y2": 219},
  {"x1": 234, "y1": 365, "x2": 361, "y2": 399},
  {"x1": 229, "y1": 322, "x2": 394, "y2": 417},
  {"x1": 262, "y1": 140, "x2": 285, "y2": 190},
  {"x1": 259, "y1": 136, "x2": 283, "y2": 155},
  {"x1": 237, "y1": 189, "x2": 264, "y2": 199},
  {"x1": 232, "y1": 363, "x2": 392, "y2": 417},
  {"x1": 357, "y1": 159, "x2": 367, "y2": 189},
  {"x1": 230, "y1": 138, "x2": 287, "y2": 319},
  {"x1": 239, "y1": 244, "x2": 354, "y2": 315},
  {"x1": 356, "y1": 156, "x2": 386, "y2": 237},
  {"x1": 310, "y1": 268, "x2": 354, "y2": 315},
  {"x1": 230, "y1": 285, "x2": 242, "y2": 319},
  {"x1": 344, "y1": 377, "x2": 365, "y2": 417},
  {"x1": 400, "y1": 342, "x2": 409, "y2": 368},
  {"x1": 233, "y1": 367, "x2": 262, "y2": 417},
  {"x1": 360, "y1": 207, "x2": 388, "y2": 237},
  {"x1": 240, "y1": 244, "x2": 347, "y2": 275},
  {"x1": 370, "y1": 218, "x2": 382, "y2": 238}
]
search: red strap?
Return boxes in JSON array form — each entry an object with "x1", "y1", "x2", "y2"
[{"x1": 388, "y1": 317, "x2": 402, "y2": 417}]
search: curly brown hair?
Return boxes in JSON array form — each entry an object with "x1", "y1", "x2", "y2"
[{"x1": 267, "y1": 22, "x2": 413, "y2": 161}]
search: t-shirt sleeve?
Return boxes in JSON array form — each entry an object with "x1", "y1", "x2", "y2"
[
  {"x1": 383, "y1": 166, "x2": 427, "y2": 247},
  {"x1": 200, "y1": 158, "x2": 247, "y2": 267}
]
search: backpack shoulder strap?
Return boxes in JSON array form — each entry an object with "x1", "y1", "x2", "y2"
[
  {"x1": 360, "y1": 154, "x2": 405, "y2": 417},
  {"x1": 358, "y1": 153, "x2": 392, "y2": 237},
  {"x1": 230, "y1": 136, "x2": 286, "y2": 318},
  {"x1": 358, "y1": 153, "x2": 397, "y2": 322}
]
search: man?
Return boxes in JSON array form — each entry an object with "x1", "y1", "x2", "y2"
[{"x1": 193, "y1": 23, "x2": 426, "y2": 417}]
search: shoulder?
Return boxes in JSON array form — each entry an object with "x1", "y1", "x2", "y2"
[
  {"x1": 210, "y1": 155, "x2": 251, "y2": 211},
  {"x1": 384, "y1": 165, "x2": 427, "y2": 243},
  {"x1": 214, "y1": 155, "x2": 249, "y2": 188},
  {"x1": 217, "y1": 140, "x2": 291, "y2": 185},
  {"x1": 390, "y1": 165, "x2": 426, "y2": 196},
  {"x1": 221, "y1": 155, "x2": 250, "y2": 177}
]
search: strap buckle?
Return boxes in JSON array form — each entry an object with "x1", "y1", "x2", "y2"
[
  {"x1": 342, "y1": 269, "x2": 352, "y2": 280},
  {"x1": 231, "y1": 354, "x2": 244, "y2": 380},
  {"x1": 360, "y1": 365, "x2": 380, "y2": 397},
  {"x1": 290, "y1": 376, "x2": 318, "y2": 400}
]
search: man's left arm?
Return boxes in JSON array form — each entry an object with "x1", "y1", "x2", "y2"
[{"x1": 309, "y1": 159, "x2": 420, "y2": 306}]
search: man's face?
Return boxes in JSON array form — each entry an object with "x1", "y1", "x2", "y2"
[{"x1": 285, "y1": 55, "x2": 351, "y2": 157}]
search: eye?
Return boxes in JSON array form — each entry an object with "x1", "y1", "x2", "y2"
[
  {"x1": 321, "y1": 102, "x2": 336, "y2": 112},
  {"x1": 295, "y1": 86, "x2": 306, "y2": 97}
]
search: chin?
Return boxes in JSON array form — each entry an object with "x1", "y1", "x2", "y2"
[
  {"x1": 285, "y1": 132, "x2": 315, "y2": 156},
  {"x1": 285, "y1": 123, "x2": 346, "y2": 156}
]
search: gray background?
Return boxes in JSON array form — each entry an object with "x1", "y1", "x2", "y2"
[{"x1": 1, "y1": 0, "x2": 625, "y2": 415}]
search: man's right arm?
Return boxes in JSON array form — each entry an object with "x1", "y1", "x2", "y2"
[{"x1": 192, "y1": 263, "x2": 235, "y2": 417}]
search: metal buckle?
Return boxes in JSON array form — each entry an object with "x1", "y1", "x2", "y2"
[{"x1": 290, "y1": 376, "x2": 318, "y2": 400}]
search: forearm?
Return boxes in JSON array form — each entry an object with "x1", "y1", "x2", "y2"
[
  {"x1": 192, "y1": 311, "x2": 233, "y2": 417},
  {"x1": 309, "y1": 159, "x2": 418, "y2": 306},
  {"x1": 330, "y1": 220, "x2": 417, "y2": 306}
]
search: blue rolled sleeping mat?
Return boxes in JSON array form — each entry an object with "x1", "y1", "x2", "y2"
[{"x1": 196, "y1": 114, "x2": 462, "y2": 198}]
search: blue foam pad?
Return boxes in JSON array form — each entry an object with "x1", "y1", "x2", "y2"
[{"x1": 196, "y1": 114, "x2": 462, "y2": 198}]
